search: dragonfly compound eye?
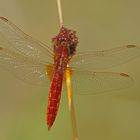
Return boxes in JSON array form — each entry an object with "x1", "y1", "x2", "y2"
[{"x1": 52, "y1": 26, "x2": 78, "y2": 56}]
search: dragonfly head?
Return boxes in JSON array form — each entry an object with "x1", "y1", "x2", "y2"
[{"x1": 52, "y1": 26, "x2": 78, "y2": 56}]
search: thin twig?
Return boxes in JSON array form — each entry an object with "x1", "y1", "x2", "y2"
[
  {"x1": 56, "y1": 0, "x2": 79, "y2": 140},
  {"x1": 56, "y1": 0, "x2": 63, "y2": 27},
  {"x1": 65, "y1": 67, "x2": 79, "y2": 140}
]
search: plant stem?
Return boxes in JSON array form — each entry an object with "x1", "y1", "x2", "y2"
[{"x1": 56, "y1": 0, "x2": 79, "y2": 139}]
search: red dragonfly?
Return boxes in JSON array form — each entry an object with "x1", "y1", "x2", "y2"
[{"x1": 0, "y1": 17, "x2": 140, "y2": 130}]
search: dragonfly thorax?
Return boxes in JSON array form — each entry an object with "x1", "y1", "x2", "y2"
[{"x1": 52, "y1": 26, "x2": 78, "y2": 56}]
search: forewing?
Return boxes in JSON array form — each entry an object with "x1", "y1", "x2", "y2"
[
  {"x1": 0, "y1": 17, "x2": 53, "y2": 64},
  {"x1": 0, "y1": 47, "x2": 51, "y2": 86},
  {"x1": 70, "y1": 45, "x2": 140, "y2": 70},
  {"x1": 67, "y1": 69, "x2": 133, "y2": 95}
]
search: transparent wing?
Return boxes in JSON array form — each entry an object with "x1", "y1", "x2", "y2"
[
  {"x1": 0, "y1": 17, "x2": 53, "y2": 64},
  {"x1": 0, "y1": 47, "x2": 51, "y2": 86},
  {"x1": 67, "y1": 69, "x2": 133, "y2": 95},
  {"x1": 70, "y1": 45, "x2": 140, "y2": 70}
]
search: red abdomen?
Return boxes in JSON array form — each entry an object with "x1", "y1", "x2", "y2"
[
  {"x1": 47, "y1": 71, "x2": 63, "y2": 130},
  {"x1": 47, "y1": 45, "x2": 69, "y2": 130}
]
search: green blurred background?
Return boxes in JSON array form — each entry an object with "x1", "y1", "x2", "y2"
[{"x1": 0, "y1": 0, "x2": 140, "y2": 140}]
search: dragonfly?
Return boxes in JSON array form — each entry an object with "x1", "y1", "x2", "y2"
[{"x1": 0, "y1": 17, "x2": 140, "y2": 130}]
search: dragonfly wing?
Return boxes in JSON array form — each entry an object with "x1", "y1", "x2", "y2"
[
  {"x1": 70, "y1": 45, "x2": 140, "y2": 70},
  {"x1": 0, "y1": 47, "x2": 51, "y2": 86},
  {"x1": 66, "y1": 69, "x2": 133, "y2": 95},
  {"x1": 0, "y1": 17, "x2": 53, "y2": 65}
]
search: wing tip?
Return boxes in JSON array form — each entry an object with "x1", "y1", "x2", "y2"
[
  {"x1": 120, "y1": 73, "x2": 130, "y2": 77},
  {"x1": 0, "y1": 17, "x2": 8, "y2": 22},
  {"x1": 126, "y1": 45, "x2": 136, "y2": 48}
]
